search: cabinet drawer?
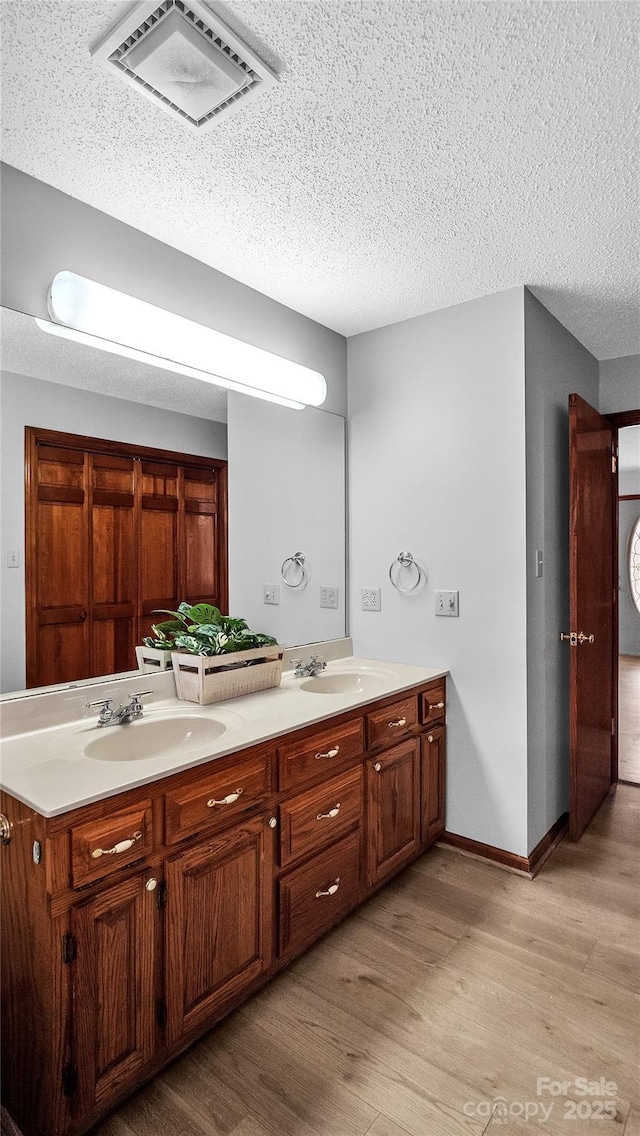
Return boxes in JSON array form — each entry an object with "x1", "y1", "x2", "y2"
[
  {"x1": 421, "y1": 682, "x2": 446, "y2": 726},
  {"x1": 71, "y1": 802, "x2": 153, "y2": 888},
  {"x1": 278, "y1": 718, "x2": 364, "y2": 792},
  {"x1": 278, "y1": 830, "x2": 361, "y2": 959},
  {"x1": 279, "y1": 767, "x2": 363, "y2": 867},
  {"x1": 165, "y1": 751, "x2": 269, "y2": 844},
  {"x1": 366, "y1": 695, "x2": 418, "y2": 751}
]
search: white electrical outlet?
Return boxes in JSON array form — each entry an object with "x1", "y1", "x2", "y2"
[
  {"x1": 263, "y1": 584, "x2": 280, "y2": 605},
  {"x1": 361, "y1": 587, "x2": 382, "y2": 612},
  {"x1": 5, "y1": 549, "x2": 20, "y2": 568},
  {"x1": 320, "y1": 586, "x2": 338, "y2": 609},
  {"x1": 435, "y1": 589, "x2": 459, "y2": 617}
]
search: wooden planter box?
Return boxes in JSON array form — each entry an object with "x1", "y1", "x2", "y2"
[
  {"x1": 171, "y1": 645, "x2": 285, "y2": 705},
  {"x1": 135, "y1": 646, "x2": 174, "y2": 673}
]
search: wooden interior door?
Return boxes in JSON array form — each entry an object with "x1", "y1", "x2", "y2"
[
  {"x1": 183, "y1": 465, "x2": 228, "y2": 612},
  {"x1": 164, "y1": 815, "x2": 273, "y2": 1046},
  {"x1": 26, "y1": 440, "x2": 89, "y2": 686},
  {"x1": 26, "y1": 429, "x2": 228, "y2": 687},
  {"x1": 138, "y1": 459, "x2": 180, "y2": 646},
  {"x1": 568, "y1": 393, "x2": 616, "y2": 839},
  {"x1": 90, "y1": 453, "x2": 137, "y2": 675}
]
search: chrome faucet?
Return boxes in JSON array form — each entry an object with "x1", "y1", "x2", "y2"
[
  {"x1": 293, "y1": 654, "x2": 327, "y2": 678},
  {"x1": 86, "y1": 690, "x2": 153, "y2": 727}
]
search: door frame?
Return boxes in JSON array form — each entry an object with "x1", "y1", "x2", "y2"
[{"x1": 603, "y1": 408, "x2": 640, "y2": 787}]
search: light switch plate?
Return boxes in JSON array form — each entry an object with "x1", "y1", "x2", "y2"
[
  {"x1": 264, "y1": 584, "x2": 280, "y2": 605},
  {"x1": 435, "y1": 589, "x2": 459, "y2": 617},
  {"x1": 5, "y1": 549, "x2": 20, "y2": 568}
]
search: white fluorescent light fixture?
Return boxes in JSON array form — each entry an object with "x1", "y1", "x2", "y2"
[{"x1": 37, "y1": 271, "x2": 327, "y2": 411}]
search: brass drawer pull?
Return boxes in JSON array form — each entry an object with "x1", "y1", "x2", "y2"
[
  {"x1": 427, "y1": 734, "x2": 434, "y2": 743},
  {"x1": 315, "y1": 745, "x2": 340, "y2": 760},
  {"x1": 207, "y1": 788, "x2": 243, "y2": 808},
  {"x1": 428, "y1": 702, "x2": 445, "y2": 711},
  {"x1": 374, "y1": 762, "x2": 382, "y2": 772},
  {"x1": 316, "y1": 803, "x2": 341, "y2": 820},
  {"x1": 388, "y1": 716, "x2": 407, "y2": 728},
  {"x1": 91, "y1": 830, "x2": 142, "y2": 859},
  {"x1": 316, "y1": 877, "x2": 341, "y2": 898}
]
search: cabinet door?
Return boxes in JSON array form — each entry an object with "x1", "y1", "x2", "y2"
[
  {"x1": 422, "y1": 726, "x2": 446, "y2": 845},
  {"x1": 366, "y1": 738, "x2": 420, "y2": 887},
  {"x1": 71, "y1": 872, "x2": 159, "y2": 1118},
  {"x1": 165, "y1": 814, "x2": 273, "y2": 1046}
]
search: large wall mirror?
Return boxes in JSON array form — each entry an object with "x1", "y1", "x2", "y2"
[{"x1": 0, "y1": 305, "x2": 346, "y2": 696}]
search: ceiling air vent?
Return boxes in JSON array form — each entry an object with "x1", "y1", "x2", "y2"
[{"x1": 91, "y1": 0, "x2": 278, "y2": 132}]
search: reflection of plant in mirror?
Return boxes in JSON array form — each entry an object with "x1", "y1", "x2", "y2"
[{"x1": 143, "y1": 602, "x2": 277, "y2": 655}]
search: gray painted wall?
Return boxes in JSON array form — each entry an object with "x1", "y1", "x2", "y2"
[
  {"x1": 348, "y1": 288, "x2": 530, "y2": 857},
  {"x1": 227, "y1": 393, "x2": 346, "y2": 646},
  {"x1": 599, "y1": 354, "x2": 640, "y2": 414},
  {"x1": 523, "y1": 290, "x2": 600, "y2": 852},
  {"x1": 0, "y1": 370, "x2": 227, "y2": 694},
  {"x1": 0, "y1": 163, "x2": 348, "y2": 417}
]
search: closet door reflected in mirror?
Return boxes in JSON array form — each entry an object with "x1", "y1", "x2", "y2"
[{"x1": 25, "y1": 427, "x2": 228, "y2": 688}]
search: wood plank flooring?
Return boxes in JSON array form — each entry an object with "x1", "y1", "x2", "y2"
[
  {"x1": 92, "y1": 783, "x2": 640, "y2": 1136},
  {"x1": 619, "y1": 655, "x2": 640, "y2": 784}
]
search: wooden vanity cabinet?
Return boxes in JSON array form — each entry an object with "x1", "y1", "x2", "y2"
[
  {"x1": 70, "y1": 870, "x2": 160, "y2": 1119},
  {"x1": 164, "y1": 812, "x2": 274, "y2": 1047},
  {"x1": 422, "y1": 725, "x2": 446, "y2": 844},
  {"x1": 366, "y1": 738, "x2": 421, "y2": 887},
  {"x1": 0, "y1": 676, "x2": 445, "y2": 1136}
]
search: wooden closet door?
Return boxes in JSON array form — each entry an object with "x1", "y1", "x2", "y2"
[
  {"x1": 26, "y1": 441, "x2": 89, "y2": 687},
  {"x1": 90, "y1": 454, "x2": 137, "y2": 676},
  {"x1": 138, "y1": 460, "x2": 180, "y2": 644},
  {"x1": 26, "y1": 429, "x2": 228, "y2": 687},
  {"x1": 183, "y1": 466, "x2": 227, "y2": 611}
]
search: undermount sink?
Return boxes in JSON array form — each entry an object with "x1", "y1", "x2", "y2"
[
  {"x1": 299, "y1": 670, "x2": 393, "y2": 695},
  {"x1": 83, "y1": 715, "x2": 227, "y2": 762}
]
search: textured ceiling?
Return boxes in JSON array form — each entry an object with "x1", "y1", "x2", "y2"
[
  {"x1": 1, "y1": 0, "x2": 638, "y2": 359},
  {"x1": 0, "y1": 307, "x2": 229, "y2": 422}
]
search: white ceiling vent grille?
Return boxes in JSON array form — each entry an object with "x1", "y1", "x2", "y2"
[{"x1": 91, "y1": 0, "x2": 278, "y2": 132}]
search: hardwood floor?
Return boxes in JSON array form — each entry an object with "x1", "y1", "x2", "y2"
[
  {"x1": 91, "y1": 783, "x2": 640, "y2": 1136},
  {"x1": 619, "y1": 656, "x2": 640, "y2": 784}
]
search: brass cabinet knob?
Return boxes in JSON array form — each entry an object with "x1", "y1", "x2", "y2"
[
  {"x1": 145, "y1": 878, "x2": 158, "y2": 892},
  {"x1": 374, "y1": 762, "x2": 382, "y2": 772},
  {"x1": 0, "y1": 815, "x2": 12, "y2": 845}
]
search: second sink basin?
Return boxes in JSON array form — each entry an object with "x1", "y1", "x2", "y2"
[
  {"x1": 84, "y1": 715, "x2": 227, "y2": 762},
  {"x1": 299, "y1": 670, "x2": 393, "y2": 695}
]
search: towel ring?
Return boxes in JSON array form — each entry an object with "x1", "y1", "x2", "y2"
[
  {"x1": 281, "y1": 551, "x2": 306, "y2": 588},
  {"x1": 389, "y1": 551, "x2": 423, "y2": 593}
]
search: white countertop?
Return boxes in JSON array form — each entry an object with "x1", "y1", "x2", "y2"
[{"x1": 0, "y1": 655, "x2": 447, "y2": 818}]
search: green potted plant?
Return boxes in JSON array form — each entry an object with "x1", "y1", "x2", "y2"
[{"x1": 140, "y1": 602, "x2": 284, "y2": 704}]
